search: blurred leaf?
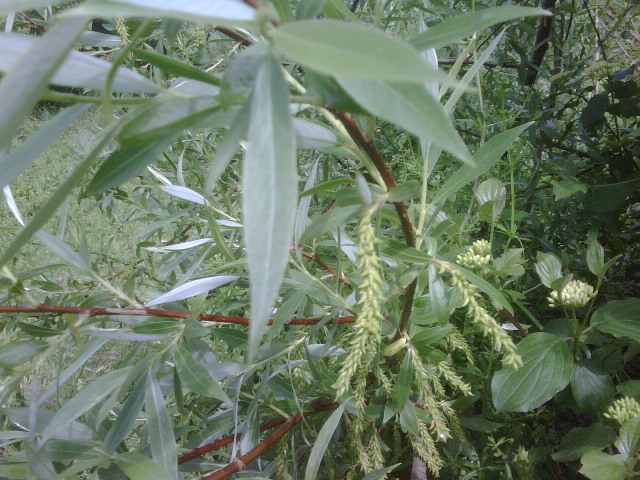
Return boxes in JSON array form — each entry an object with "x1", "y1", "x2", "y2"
[
  {"x1": 41, "y1": 368, "x2": 131, "y2": 443},
  {"x1": 338, "y1": 78, "x2": 472, "y2": 164},
  {"x1": 146, "y1": 275, "x2": 238, "y2": 306},
  {"x1": 0, "y1": 17, "x2": 86, "y2": 153},
  {"x1": 571, "y1": 360, "x2": 615, "y2": 412},
  {"x1": 616, "y1": 417, "x2": 640, "y2": 460},
  {"x1": 0, "y1": 0, "x2": 66, "y2": 14},
  {"x1": 579, "y1": 452, "x2": 625, "y2": 480},
  {"x1": 174, "y1": 345, "x2": 231, "y2": 403},
  {"x1": 305, "y1": 404, "x2": 345, "y2": 480},
  {"x1": 119, "y1": 96, "x2": 219, "y2": 147},
  {"x1": 492, "y1": 333, "x2": 574, "y2": 412},
  {"x1": 0, "y1": 104, "x2": 89, "y2": 191},
  {"x1": 552, "y1": 425, "x2": 617, "y2": 462},
  {"x1": 592, "y1": 299, "x2": 640, "y2": 343},
  {"x1": 145, "y1": 371, "x2": 178, "y2": 480},
  {"x1": 409, "y1": 7, "x2": 551, "y2": 51},
  {"x1": 272, "y1": 20, "x2": 447, "y2": 83},
  {"x1": 432, "y1": 123, "x2": 532, "y2": 204},
  {"x1": 68, "y1": 0, "x2": 255, "y2": 26},
  {"x1": 458, "y1": 417, "x2": 503, "y2": 432},
  {"x1": 0, "y1": 340, "x2": 46, "y2": 368},
  {"x1": 243, "y1": 54, "x2": 297, "y2": 361},
  {"x1": 116, "y1": 452, "x2": 174, "y2": 480},
  {"x1": 0, "y1": 33, "x2": 158, "y2": 93},
  {"x1": 297, "y1": 0, "x2": 328, "y2": 20},
  {"x1": 535, "y1": 251, "x2": 563, "y2": 288}
]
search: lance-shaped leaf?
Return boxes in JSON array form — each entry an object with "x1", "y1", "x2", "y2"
[
  {"x1": 0, "y1": 32, "x2": 158, "y2": 93},
  {"x1": 272, "y1": 19, "x2": 448, "y2": 83},
  {"x1": 67, "y1": 0, "x2": 255, "y2": 27},
  {"x1": 243, "y1": 54, "x2": 297, "y2": 361},
  {"x1": 409, "y1": 6, "x2": 551, "y2": 51},
  {"x1": 305, "y1": 404, "x2": 346, "y2": 480},
  {"x1": 338, "y1": 78, "x2": 472, "y2": 165},
  {"x1": 145, "y1": 371, "x2": 178, "y2": 480},
  {"x1": 145, "y1": 275, "x2": 238, "y2": 306}
]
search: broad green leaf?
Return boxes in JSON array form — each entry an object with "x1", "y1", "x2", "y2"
[
  {"x1": 84, "y1": 137, "x2": 175, "y2": 196},
  {"x1": 494, "y1": 248, "x2": 525, "y2": 277},
  {"x1": 272, "y1": 20, "x2": 447, "y2": 83},
  {"x1": 301, "y1": 205, "x2": 362, "y2": 244},
  {"x1": 592, "y1": 299, "x2": 640, "y2": 343},
  {"x1": 492, "y1": 333, "x2": 574, "y2": 412},
  {"x1": 41, "y1": 368, "x2": 131, "y2": 443},
  {"x1": 428, "y1": 264, "x2": 449, "y2": 325},
  {"x1": 571, "y1": 360, "x2": 615, "y2": 412},
  {"x1": 68, "y1": 0, "x2": 255, "y2": 27},
  {"x1": 0, "y1": 340, "x2": 46, "y2": 368},
  {"x1": 338, "y1": 78, "x2": 471, "y2": 164},
  {"x1": 116, "y1": 453, "x2": 174, "y2": 480},
  {"x1": 535, "y1": 251, "x2": 563, "y2": 288},
  {"x1": 616, "y1": 417, "x2": 640, "y2": 460},
  {"x1": 145, "y1": 275, "x2": 238, "y2": 306},
  {"x1": 551, "y1": 178, "x2": 587, "y2": 200},
  {"x1": 119, "y1": 96, "x2": 219, "y2": 147},
  {"x1": 304, "y1": 404, "x2": 345, "y2": 480},
  {"x1": 587, "y1": 238, "x2": 606, "y2": 277},
  {"x1": 243, "y1": 53, "x2": 297, "y2": 361},
  {"x1": 409, "y1": 7, "x2": 551, "y2": 51},
  {"x1": 395, "y1": 352, "x2": 413, "y2": 411},
  {"x1": 134, "y1": 48, "x2": 220, "y2": 86},
  {"x1": 552, "y1": 425, "x2": 617, "y2": 462},
  {"x1": 475, "y1": 178, "x2": 506, "y2": 221},
  {"x1": 579, "y1": 452, "x2": 625, "y2": 480},
  {"x1": 432, "y1": 123, "x2": 532, "y2": 204},
  {"x1": 174, "y1": 345, "x2": 231, "y2": 403},
  {"x1": 0, "y1": 104, "x2": 89, "y2": 191},
  {"x1": 0, "y1": 32, "x2": 158, "y2": 93},
  {"x1": 145, "y1": 371, "x2": 178, "y2": 480},
  {"x1": 0, "y1": 17, "x2": 86, "y2": 152}
]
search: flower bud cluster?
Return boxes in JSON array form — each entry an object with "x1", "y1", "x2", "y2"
[
  {"x1": 547, "y1": 280, "x2": 596, "y2": 308},
  {"x1": 604, "y1": 396, "x2": 640, "y2": 425},
  {"x1": 456, "y1": 239, "x2": 492, "y2": 270}
]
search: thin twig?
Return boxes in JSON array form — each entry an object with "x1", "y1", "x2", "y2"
[
  {"x1": 296, "y1": 249, "x2": 352, "y2": 288},
  {"x1": 0, "y1": 305, "x2": 357, "y2": 326}
]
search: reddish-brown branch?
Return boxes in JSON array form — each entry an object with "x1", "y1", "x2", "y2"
[
  {"x1": 214, "y1": 27, "x2": 253, "y2": 47},
  {"x1": 294, "y1": 248, "x2": 352, "y2": 288},
  {"x1": 201, "y1": 403, "x2": 339, "y2": 480},
  {"x1": 0, "y1": 305, "x2": 357, "y2": 326}
]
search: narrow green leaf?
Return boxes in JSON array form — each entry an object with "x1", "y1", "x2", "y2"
[
  {"x1": 411, "y1": 325, "x2": 451, "y2": 350},
  {"x1": 134, "y1": 48, "x2": 221, "y2": 86},
  {"x1": 432, "y1": 123, "x2": 532, "y2": 204},
  {"x1": 304, "y1": 404, "x2": 345, "y2": 480},
  {"x1": 0, "y1": 32, "x2": 158, "y2": 94},
  {"x1": 409, "y1": 7, "x2": 552, "y2": 51},
  {"x1": 104, "y1": 378, "x2": 146, "y2": 453},
  {"x1": 67, "y1": 0, "x2": 255, "y2": 27},
  {"x1": 116, "y1": 453, "x2": 174, "y2": 480},
  {"x1": 0, "y1": 16, "x2": 86, "y2": 152},
  {"x1": 338, "y1": 78, "x2": 472, "y2": 164},
  {"x1": 395, "y1": 352, "x2": 413, "y2": 411},
  {"x1": 174, "y1": 345, "x2": 231, "y2": 403},
  {"x1": 0, "y1": 104, "x2": 89, "y2": 191},
  {"x1": 579, "y1": 452, "x2": 625, "y2": 480},
  {"x1": 616, "y1": 417, "x2": 640, "y2": 460},
  {"x1": 41, "y1": 368, "x2": 131, "y2": 443},
  {"x1": 428, "y1": 264, "x2": 449, "y2": 325},
  {"x1": 145, "y1": 371, "x2": 178, "y2": 480},
  {"x1": 492, "y1": 333, "x2": 574, "y2": 413},
  {"x1": 301, "y1": 205, "x2": 361, "y2": 244},
  {"x1": 0, "y1": 340, "x2": 46, "y2": 369},
  {"x1": 272, "y1": 20, "x2": 447, "y2": 83},
  {"x1": 552, "y1": 425, "x2": 617, "y2": 462},
  {"x1": 85, "y1": 137, "x2": 175, "y2": 196},
  {"x1": 592, "y1": 299, "x2": 640, "y2": 343},
  {"x1": 35, "y1": 230, "x2": 91, "y2": 275},
  {"x1": 119, "y1": 96, "x2": 219, "y2": 147},
  {"x1": 243, "y1": 54, "x2": 297, "y2": 361}
]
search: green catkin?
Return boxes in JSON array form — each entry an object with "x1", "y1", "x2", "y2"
[
  {"x1": 274, "y1": 432, "x2": 289, "y2": 478},
  {"x1": 411, "y1": 419, "x2": 444, "y2": 475},
  {"x1": 447, "y1": 325, "x2": 475, "y2": 365},
  {"x1": 451, "y1": 269, "x2": 522, "y2": 369},
  {"x1": 115, "y1": 18, "x2": 129, "y2": 44},
  {"x1": 195, "y1": 24, "x2": 207, "y2": 47}
]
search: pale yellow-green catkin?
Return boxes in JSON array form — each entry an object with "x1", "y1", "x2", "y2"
[
  {"x1": 274, "y1": 432, "x2": 289, "y2": 478},
  {"x1": 451, "y1": 270, "x2": 522, "y2": 369},
  {"x1": 411, "y1": 419, "x2": 444, "y2": 475},
  {"x1": 195, "y1": 24, "x2": 207, "y2": 47},
  {"x1": 115, "y1": 18, "x2": 129, "y2": 44},
  {"x1": 447, "y1": 325, "x2": 475, "y2": 365}
]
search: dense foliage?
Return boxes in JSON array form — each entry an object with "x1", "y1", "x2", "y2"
[{"x1": 0, "y1": 1, "x2": 638, "y2": 479}]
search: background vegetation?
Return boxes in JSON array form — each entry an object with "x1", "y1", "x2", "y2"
[{"x1": 0, "y1": 0, "x2": 638, "y2": 479}]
